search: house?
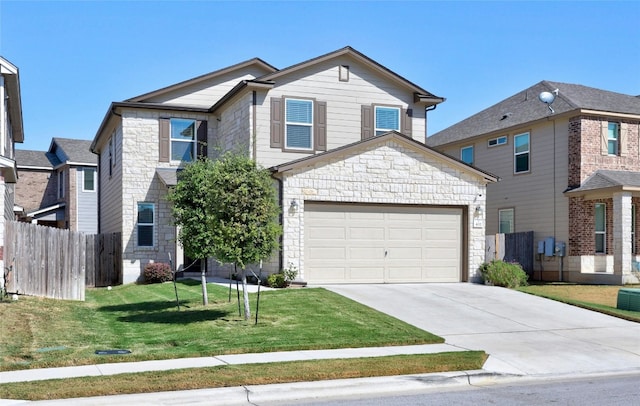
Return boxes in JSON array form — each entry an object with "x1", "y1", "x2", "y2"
[
  {"x1": 90, "y1": 46, "x2": 497, "y2": 285},
  {"x1": 15, "y1": 138, "x2": 98, "y2": 233},
  {"x1": 427, "y1": 80, "x2": 640, "y2": 285},
  {"x1": 0, "y1": 56, "x2": 24, "y2": 277}
]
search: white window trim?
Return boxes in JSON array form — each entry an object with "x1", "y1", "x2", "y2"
[
  {"x1": 498, "y1": 208, "x2": 514, "y2": 234},
  {"x1": 488, "y1": 136, "x2": 507, "y2": 147},
  {"x1": 595, "y1": 203, "x2": 606, "y2": 254},
  {"x1": 137, "y1": 202, "x2": 155, "y2": 248},
  {"x1": 285, "y1": 98, "x2": 314, "y2": 151},
  {"x1": 460, "y1": 145, "x2": 474, "y2": 165},
  {"x1": 82, "y1": 168, "x2": 96, "y2": 192},
  {"x1": 514, "y1": 132, "x2": 530, "y2": 174},
  {"x1": 170, "y1": 118, "x2": 197, "y2": 162},
  {"x1": 374, "y1": 105, "x2": 401, "y2": 136}
]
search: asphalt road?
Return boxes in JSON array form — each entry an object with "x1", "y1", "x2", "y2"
[{"x1": 275, "y1": 372, "x2": 640, "y2": 406}]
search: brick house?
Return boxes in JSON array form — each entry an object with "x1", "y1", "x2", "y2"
[
  {"x1": 15, "y1": 138, "x2": 97, "y2": 233},
  {"x1": 90, "y1": 46, "x2": 497, "y2": 284},
  {"x1": 427, "y1": 81, "x2": 640, "y2": 284}
]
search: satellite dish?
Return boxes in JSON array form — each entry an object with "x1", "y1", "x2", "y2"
[{"x1": 538, "y1": 89, "x2": 559, "y2": 114}]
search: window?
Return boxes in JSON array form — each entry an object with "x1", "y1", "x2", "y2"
[
  {"x1": 374, "y1": 106, "x2": 400, "y2": 136},
  {"x1": 137, "y1": 203, "x2": 154, "y2": 247},
  {"x1": 57, "y1": 171, "x2": 65, "y2": 199},
  {"x1": 514, "y1": 133, "x2": 530, "y2": 173},
  {"x1": 285, "y1": 98, "x2": 313, "y2": 150},
  {"x1": 488, "y1": 136, "x2": 507, "y2": 147},
  {"x1": 595, "y1": 203, "x2": 606, "y2": 253},
  {"x1": 171, "y1": 118, "x2": 196, "y2": 162},
  {"x1": 83, "y1": 168, "x2": 96, "y2": 191},
  {"x1": 460, "y1": 146, "x2": 474, "y2": 165},
  {"x1": 498, "y1": 208, "x2": 514, "y2": 234},
  {"x1": 607, "y1": 122, "x2": 619, "y2": 155}
]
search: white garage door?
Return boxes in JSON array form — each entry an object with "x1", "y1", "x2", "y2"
[{"x1": 304, "y1": 202, "x2": 462, "y2": 284}]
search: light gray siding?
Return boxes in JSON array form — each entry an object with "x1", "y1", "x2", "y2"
[
  {"x1": 76, "y1": 167, "x2": 97, "y2": 234},
  {"x1": 97, "y1": 126, "x2": 123, "y2": 235}
]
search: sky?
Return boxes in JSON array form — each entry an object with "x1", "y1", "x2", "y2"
[{"x1": 1, "y1": 0, "x2": 639, "y2": 151}]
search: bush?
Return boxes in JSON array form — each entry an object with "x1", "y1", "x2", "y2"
[
  {"x1": 267, "y1": 273, "x2": 286, "y2": 288},
  {"x1": 479, "y1": 260, "x2": 528, "y2": 288},
  {"x1": 143, "y1": 262, "x2": 173, "y2": 284}
]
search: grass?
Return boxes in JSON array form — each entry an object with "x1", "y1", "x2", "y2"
[
  {"x1": 0, "y1": 280, "x2": 442, "y2": 371},
  {"x1": 518, "y1": 283, "x2": 640, "y2": 322},
  {"x1": 0, "y1": 352, "x2": 487, "y2": 401}
]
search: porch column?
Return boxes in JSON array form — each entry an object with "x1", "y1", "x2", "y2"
[{"x1": 613, "y1": 191, "x2": 632, "y2": 279}]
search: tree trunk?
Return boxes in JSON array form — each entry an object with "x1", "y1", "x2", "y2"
[
  {"x1": 241, "y1": 268, "x2": 251, "y2": 320},
  {"x1": 201, "y1": 259, "x2": 208, "y2": 305}
]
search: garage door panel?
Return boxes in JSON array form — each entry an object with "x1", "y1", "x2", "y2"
[{"x1": 305, "y1": 202, "x2": 462, "y2": 284}]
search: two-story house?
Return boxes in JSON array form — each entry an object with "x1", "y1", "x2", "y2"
[
  {"x1": 0, "y1": 56, "x2": 24, "y2": 276},
  {"x1": 427, "y1": 80, "x2": 640, "y2": 285},
  {"x1": 91, "y1": 47, "x2": 497, "y2": 285},
  {"x1": 15, "y1": 138, "x2": 98, "y2": 233}
]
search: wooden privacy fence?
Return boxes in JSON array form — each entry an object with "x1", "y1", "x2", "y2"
[
  {"x1": 4, "y1": 221, "x2": 122, "y2": 301},
  {"x1": 485, "y1": 231, "x2": 534, "y2": 275}
]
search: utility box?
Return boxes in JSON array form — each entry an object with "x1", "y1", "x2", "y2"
[
  {"x1": 617, "y1": 289, "x2": 640, "y2": 312},
  {"x1": 555, "y1": 242, "x2": 566, "y2": 257},
  {"x1": 544, "y1": 237, "x2": 555, "y2": 257},
  {"x1": 537, "y1": 240, "x2": 545, "y2": 254}
]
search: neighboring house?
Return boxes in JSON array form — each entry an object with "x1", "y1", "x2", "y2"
[
  {"x1": 90, "y1": 46, "x2": 497, "y2": 285},
  {"x1": 15, "y1": 138, "x2": 98, "y2": 233},
  {"x1": 427, "y1": 80, "x2": 640, "y2": 285},
  {"x1": 0, "y1": 56, "x2": 24, "y2": 276}
]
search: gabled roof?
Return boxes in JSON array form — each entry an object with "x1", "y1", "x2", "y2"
[
  {"x1": 125, "y1": 58, "x2": 278, "y2": 103},
  {"x1": 565, "y1": 170, "x2": 640, "y2": 197},
  {"x1": 271, "y1": 131, "x2": 498, "y2": 183},
  {"x1": 427, "y1": 80, "x2": 640, "y2": 147},
  {"x1": 50, "y1": 138, "x2": 97, "y2": 165},
  {"x1": 258, "y1": 46, "x2": 444, "y2": 106},
  {"x1": 17, "y1": 138, "x2": 96, "y2": 169}
]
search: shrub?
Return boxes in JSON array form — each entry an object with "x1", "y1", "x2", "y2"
[
  {"x1": 143, "y1": 262, "x2": 173, "y2": 284},
  {"x1": 479, "y1": 260, "x2": 528, "y2": 288},
  {"x1": 267, "y1": 273, "x2": 286, "y2": 288}
]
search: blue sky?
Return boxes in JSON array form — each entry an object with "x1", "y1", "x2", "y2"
[{"x1": 1, "y1": 0, "x2": 639, "y2": 151}]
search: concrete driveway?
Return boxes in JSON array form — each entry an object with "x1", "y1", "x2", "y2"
[{"x1": 324, "y1": 283, "x2": 640, "y2": 377}]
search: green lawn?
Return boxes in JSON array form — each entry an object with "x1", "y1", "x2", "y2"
[
  {"x1": 0, "y1": 280, "x2": 442, "y2": 371},
  {"x1": 518, "y1": 283, "x2": 640, "y2": 322}
]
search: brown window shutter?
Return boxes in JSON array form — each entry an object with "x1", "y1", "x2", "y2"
[
  {"x1": 600, "y1": 121, "x2": 609, "y2": 155},
  {"x1": 159, "y1": 118, "x2": 170, "y2": 162},
  {"x1": 620, "y1": 123, "x2": 628, "y2": 157},
  {"x1": 197, "y1": 120, "x2": 208, "y2": 158},
  {"x1": 361, "y1": 105, "x2": 373, "y2": 140},
  {"x1": 402, "y1": 108, "x2": 412, "y2": 137},
  {"x1": 314, "y1": 101, "x2": 327, "y2": 151},
  {"x1": 270, "y1": 97, "x2": 283, "y2": 148}
]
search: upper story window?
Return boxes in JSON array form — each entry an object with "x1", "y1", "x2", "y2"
[
  {"x1": 595, "y1": 203, "x2": 606, "y2": 253},
  {"x1": 488, "y1": 136, "x2": 507, "y2": 147},
  {"x1": 137, "y1": 202, "x2": 154, "y2": 247},
  {"x1": 83, "y1": 168, "x2": 96, "y2": 192},
  {"x1": 285, "y1": 98, "x2": 313, "y2": 150},
  {"x1": 270, "y1": 97, "x2": 326, "y2": 153},
  {"x1": 460, "y1": 145, "x2": 474, "y2": 165},
  {"x1": 607, "y1": 122, "x2": 619, "y2": 155},
  {"x1": 374, "y1": 106, "x2": 400, "y2": 136},
  {"x1": 514, "y1": 132, "x2": 530, "y2": 174},
  {"x1": 57, "y1": 170, "x2": 65, "y2": 199},
  {"x1": 499, "y1": 208, "x2": 514, "y2": 234},
  {"x1": 171, "y1": 119, "x2": 196, "y2": 162}
]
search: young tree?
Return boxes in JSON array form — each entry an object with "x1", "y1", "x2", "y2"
[
  {"x1": 167, "y1": 159, "x2": 218, "y2": 305},
  {"x1": 206, "y1": 153, "x2": 281, "y2": 320}
]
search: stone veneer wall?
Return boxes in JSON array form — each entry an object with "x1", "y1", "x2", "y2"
[{"x1": 279, "y1": 140, "x2": 489, "y2": 282}]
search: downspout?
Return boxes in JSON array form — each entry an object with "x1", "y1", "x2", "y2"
[
  {"x1": 273, "y1": 174, "x2": 284, "y2": 272},
  {"x1": 97, "y1": 155, "x2": 101, "y2": 233},
  {"x1": 424, "y1": 104, "x2": 438, "y2": 140},
  {"x1": 252, "y1": 91, "x2": 257, "y2": 161}
]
